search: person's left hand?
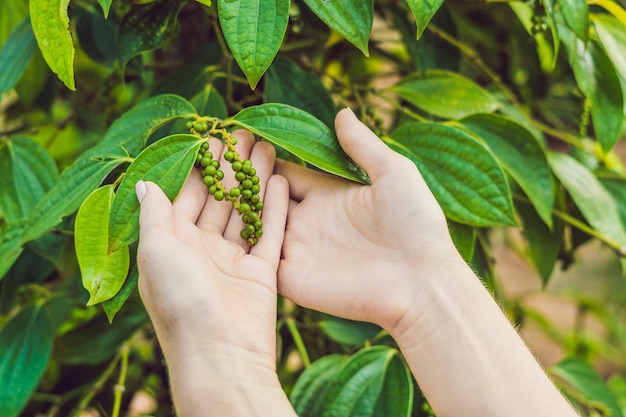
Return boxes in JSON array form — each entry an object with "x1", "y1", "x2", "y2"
[{"x1": 136, "y1": 130, "x2": 288, "y2": 377}]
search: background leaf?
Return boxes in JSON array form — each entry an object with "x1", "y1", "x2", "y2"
[
  {"x1": 230, "y1": 103, "x2": 370, "y2": 183},
  {"x1": 405, "y1": 0, "x2": 444, "y2": 38},
  {"x1": 460, "y1": 114, "x2": 554, "y2": 227},
  {"x1": 0, "y1": 221, "x2": 27, "y2": 280},
  {"x1": 319, "y1": 317, "x2": 381, "y2": 347},
  {"x1": 556, "y1": 0, "x2": 589, "y2": 42},
  {"x1": 393, "y1": 70, "x2": 500, "y2": 119},
  {"x1": 97, "y1": 0, "x2": 112, "y2": 17},
  {"x1": 387, "y1": 123, "x2": 516, "y2": 227},
  {"x1": 218, "y1": 0, "x2": 290, "y2": 88},
  {"x1": 118, "y1": 0, "x2": 188, "y2": 64},
  {"x1": 291, "y1": 354, "x2": 346, "y2": 417},
  {"x1": 301, "y1": 0, "x2": 373, "y2": 56},
  {"x1": 0, "y1": 18, "x2": 36, "y2": 96},
  {"x1": 102, "y1": 263, "x2": 138, "y2": 323},
  {"x1": 75, "y1": 185, "x2": 130, "y2": 306},
  {"x1": 30, "y1": 0, "x2": 75, "y2": 90},
  {"x1": 0, "y1": 136, "x2": 59, "y2": 224},
  {"x1": 0, "y1": 303, "x2": 54, "y2": 417},
  {"x1": 108, "y1": 134, "x2": 202, "y2": 251},
  {"x1": 265, "y1": 58, "x2": 337, "y2": 128},
  {"x1": 448, "y1": 220, "x2": 475, "y2": 263}
]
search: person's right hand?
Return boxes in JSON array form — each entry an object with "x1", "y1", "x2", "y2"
[{"x1": 275, "y1": 108, "x2": 466, "y2": 334}]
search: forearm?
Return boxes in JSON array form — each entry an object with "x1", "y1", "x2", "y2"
[
  {"x1": 390, "y1": 258, "x2": 579, "y2": 417},
  {"x1": 161, "y1": 342, "x2": 298, "y2": 417}
]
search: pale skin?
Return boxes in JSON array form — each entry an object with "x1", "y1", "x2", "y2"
[{"x1": 136, "y1": 108, "x2": 580, "y2": 416}]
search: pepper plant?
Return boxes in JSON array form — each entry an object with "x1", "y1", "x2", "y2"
[{"x1": 1, "y1": 0, "x2": 626, "y2": 415}]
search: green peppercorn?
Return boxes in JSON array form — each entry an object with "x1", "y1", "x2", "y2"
[
  {"x1": 255, "y1": 202, "x2": 264, "y2": 210},
  {"x1": 255, "y1": 230, "x2": 263, "y2": 238},
  {"x1": 224, "y1": 151, "x2": 234, "y2": 162},
  {"x1": 239, "y1": 203, "x2": 251, "y2": 214},
  {"x1": 245, "y1": 224, "x2": 255, "y2": 235},
  {"x1": 251, "y1": 184, "x2": 260, "y2": 194},
  {"x1": 211, "y1": 160, "x2": 220, "y2": 169},
  {"x1": 201, "y1": 142, "x2": 209, "y2": 151},
  {"x1": 229, "y1": 187, "x2": 241, "y2": 198},
  {"x1": 232, "y1": 161, "x2": 243, "y2": 172},
  {"x1": 193, "y1": 121, "x2": 205, "y2": 132},
  {"x1": 250, "y1": 194, "x2": 260, "y2": 204},
  {"x1": 251, "y1": 176, "x2": 260, "y2": 185},
  {"x1": 186, "y1": 121, "x2": 194, "y2": 130},
  {"x1": 235, "y1": 171, "x2": 246, "y2": 182},
  {"x1": 208, "y1": 185, "x2": 217, "y2": 195},
  {"x1": 254, "y1": 220, "x2": 263, "y2": 230},
  {"x1": 249, "y1": 168, "x2": 256, "y2": 176},
  {"x1": 206, "y1": 165, "x2": 217, "y2": 176},
  {"x1": 216, "y1": 170, "x2": 224, "y2": 180},
  {"x1": 203, "y1": 175, "x2": 215, "y2": 186},
  {"x1": 241, "y1": 229, "x2": 250, "y2": 239},
  {"x1": 242, "y1": 189, "x2": 253, "y2": 199},
  {"x1": 204, "y1": 151, "x2": 213, "y2": 160},
  {"x1": 201, "y1": 157, "x2": 212, "y2": 167},
  {"x1": 214, "y1": 190, "x2": 224, "y2": 201},
  {"x1": 242, "y1": 179, "x2": 253, "y2": 189}
]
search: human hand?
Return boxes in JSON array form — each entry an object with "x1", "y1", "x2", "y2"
[
  {"x1": 136, "y1": 131, "x2": 289, "y2": 395},
  {"x1": 276, "y1": 108, "x2": 465, "y2": 334}
]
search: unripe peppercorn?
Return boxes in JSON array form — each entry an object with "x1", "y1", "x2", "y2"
[
  {"x1": 239, "y1": 203, "x2": 251, "y2": 214},
  {"x1": 203, "y1": 175, "x2": 215, "y2": 186},
  {"x1": 214, "y1": 190, "x2": 224, "y2": 201},
  {"x1": 224, "y1": 151, "x2": 235, "y2": 162},
  {"x1": 201, "y1": 157, "x2": 212, "y2": 167},
  {"x1": 235, "y1": 171, "x2": 246, "y2": 182},
  {"x1": 232, "y1": 161, "x2": 243, "y2": 172}
]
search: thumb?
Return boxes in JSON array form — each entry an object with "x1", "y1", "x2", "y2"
[
  {"x1": 136, "y1": 180, "x2": 175, "y2": 239},
  {"x1": 335, "y1": 108, "x2": 403, "y2": 181}
]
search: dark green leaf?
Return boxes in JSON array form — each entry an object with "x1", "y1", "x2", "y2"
[
  {"x1": 230, "y1": 103, "x2": 369, "y2": 183},
  {"x1": 0, "y1": 18, "x2": 36, "y2": 96},
  {"x1": 30, "y1": 0, "x2": 75, "y2": 90},
  {"x1": 388, "y1": 123, "x2": 517, "y2": 227},
  {"x1": 118, "y1": 0, "x2": 188, "y2": 64},
  {"x1": 218, "y1": 0, "x2": 290, "y2": 88},
  {"x1": 551, "y1": 357, "x2": 622, "y2": 417},
  {"x1": 266, "y1": 58, "x2": 338, "y2": 129},
  {"x1": 461, "y1": 114, "x2": 554, "y2": 227},
  {"x1": 21, "y1": 146, "x2": 129, "y2": 244},
  {"x1": 56, "y1": 302, "x2": 147, "y2": 365},
  {"x1": 76, "y1": 185, "x2": 130, "y2": 306},
  {"x1": 556, "y1": 0, "x2": 589, "y2": 42},
  {"x1": 0, "y1": 303, "x2": 54, "y2": 417},
  {"x1": 405, "y1": 0, "x2": 444, "y2": 38},
  {"x1": 0, "y1": 221, "x2": 27, "y2": 280},
  {"x1": 0, "y1": 136, "x2": 59, "y2": 224},
  {"x1": 548, "y1": 152, "x2": 626, "y2": 250},
  {"x1": 108, "y1": 134, "x2": 202, "y2": 252},
  {"x1": 99, "y1": 94, "x2": 197, "y2": 156},
  {"x1": 192, "y1": 85, "x2": 228, "y2": 120},
  {"x1": 319, "y1": 317, "x2": 381, "y2": 347},
  {"x1": 302, "y1": 0, "x2": 373, "y2": 55},
  {"x1": 291, "y1": 354, "x2": 346, "y2": 417},
  {"x1": 373, "y1": 353, "x2": 413, "y2": 417},
  {"x1": 75, "y1": 8, "x2": 117, "y2": 67},
  {"x1": 103, "y1": 263, "x2": 138, "y2": 323},
  {"x1": 0, "y1": 0, "x2": 28, "y2": 46},
  {"x1": 448, "y1": 220, "x2": 475, "y2": 263},
  {"x1": 393, "y1": 70, "x2": 500, "y2": 119}
]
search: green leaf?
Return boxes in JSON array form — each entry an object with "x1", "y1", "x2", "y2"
[
  {"x1": 516, "y1": 198, "x2": 564, "y2": 285},
  {"x1": 265, "y1": 58, "x2": 338, "y2": 129},
  {"x1": 218, "y1": 0, "x2": 290, "y2": 89},
  {"x1": 0, "y1": 136, "x2": 59, "y2": 224},
  {"x1": 291, "y1": 354, "x2": 346, "y2": 417},
  {"x1": 118, "y1": 0, "x2": 188, "y2": 64},
  {"x1": 322, "y1": 346, "x2": 413, "y2": 417},
  {"x1": 108, "y1": 134, "x2": 202, "y2": 252},
  {"x1": 192, "y1": 85, "x2": 228, "y2": 120},
  {"x1": 97, "y1": 0, "x2": 112, "y2": 17},
  {"x1": 230, "y1": 103, "x2": 370, "y2": 184},
  {"x1": 195, "y1": 0, "x2": 213, "y2": 5},
  {"x1": 319, "y1": 317, "x2": 381, "y2": 347},
  {"x1": 30, "y1": 0, "x2": 75, "y2": 90},
  {"x1": 551, "y1": 357, "x2": 622, "y2": 417},
  {"x1": 75, "y1": 8, "x2": 117, "y2": 67},
  {"x1": 76, "y1": 185, "x2": 130, "y2": 306},
  {"x1": 405, "y1": 0, "x2": 444, "y2": 38},
  {"x1": 594, "y1": 14, "x2": 626, "y2": 82},
  {"x1": 21, "y1": 146, "x2": 129, "y2": 244},
  {"x1": 600, "y1": 178, "x2": 626, "y2": 229},
  {"x1": 448, "y1": 220, "x2": 475, "y2": 263},
  {"x1": 56, "y1": 301, "x2": 147, "y2": 365},
  {"x1": 0, "y1": 18, "x2": 36, "y2": 96},
  {"x1": 103, "y1": 263, "x2": 138, "y2": 323},
  {"x1": 548, "y1": 152, "x2": 626, "y2": 250},
  {"x1": 0, "y1": 0, "x2": 28, "y2": 46},
  {"x1": 302, "y1": 0, "x2": 373, "y2": 56},
  {"x1": 0, "y1": 221, "x2": 27, "y2": 280},
  {"x1": 393, "y1": 70, "x2": 500, "y2": 119},
  {"x1": 556, "y1": 0, "x2": 589, "y2": 42},
  {"x1": 0, "y1": 303, "x2": 54, "y2": 417},
  {"x1": 460, "y1": 114, "x2": 554, "y2": 228},
  {"x1": 99, "y1": 94, "x2": 197, "y2": 156},
  {"x1": 387, "y1": 123, "x2": 517, "y2": 227}
]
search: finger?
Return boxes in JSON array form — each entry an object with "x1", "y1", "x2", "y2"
[
  {"x1": 196, "y1": 130, "x2": 255, "y2": 233},
  {"x1": 137, "y1": 180, "x2": 175, "y2": 242},
  {"x1": 172, "y1": 167, "x2": 209, "y2": 225},
  {"x1": 223, "y1": 140, "x2": 276, "y2": 246},
  {"x1": 335, "y1": 108, "x2": 405, "y2": 181},
  {"x1": 274, "y1": 159, "x2": 338, "y2": 201},
  {"x1": 249, "y1": 174, "x2": 289, "y2": 270}
]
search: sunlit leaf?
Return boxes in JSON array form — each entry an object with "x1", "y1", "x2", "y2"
[
  {"x1": 301, "y1": 0, "x2": 373, "y2": 55},
  {"x1": 76, "y1": 185, "x2": 130, "y2": 306},
  {"x1": 218, "y1": 0, "x2": 290, "y2": 89},
  {"x1": 230, "y1": 103, "x2": 369, "y2": 183},
  {"x1": 108, "y1": 134, "x2": 202, "y2": 252},
  {"x1": 556, "y1": 0, "x2": 589, "y2": 42},
  {"x1": 405, "y1": 0, "x2": 444, "y2": 38},
  {"x1": 30, "y1": 0, "x2": 75, "y2": 90},
  {"x1": 393, "y1": 70, "x2": 500, "y2": 119},
  {"x1": 388, "y1": 123, "x2": 516, "y2": 227}
]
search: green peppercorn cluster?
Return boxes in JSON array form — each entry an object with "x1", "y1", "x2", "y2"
[
  {"x1": 530, "y1": 0, "x2": 549, "y2": 36},
  {"x1": 188, "y1": 120, "x2": 264, "y2": 245}
]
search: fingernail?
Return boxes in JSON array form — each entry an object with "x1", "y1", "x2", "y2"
[{"x1": 135, "y1": 180, "x2": 147, "y2": 203}]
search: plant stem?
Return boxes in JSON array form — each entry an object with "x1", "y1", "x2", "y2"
[
  {"x1": 375, "y1": 91, "x2": 429, "y2": 122},
  {"x1": 71, "y1": 354, "x2": 121, "y2": 417},
  {"x1": 111, "y1": 345, "x2": 130, "y2": 417},
  {"x1": 286, "y1": 317, "x2": 311, "y2": 368}
]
